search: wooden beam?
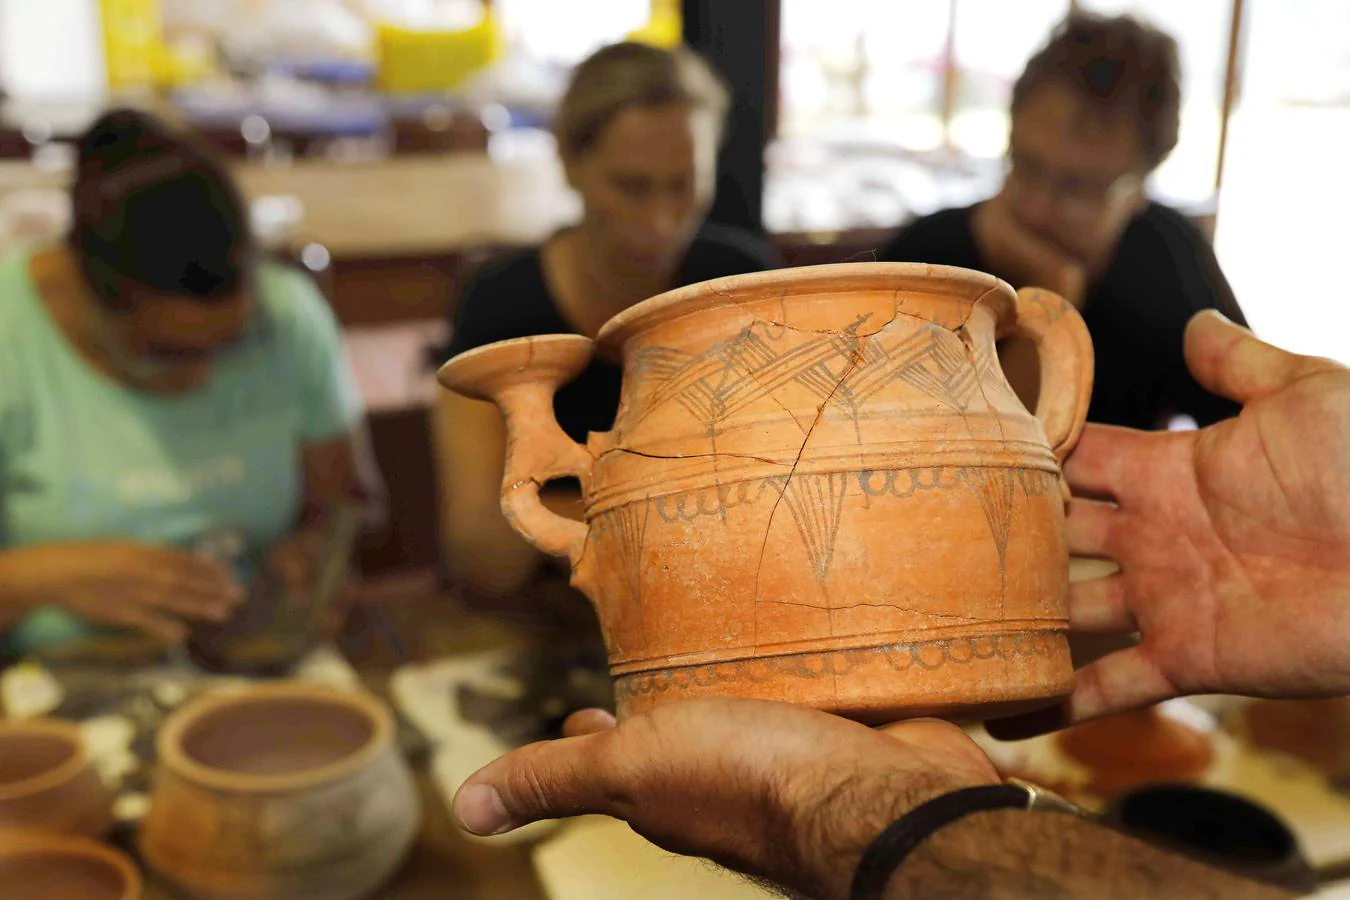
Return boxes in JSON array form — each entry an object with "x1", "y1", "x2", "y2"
[
  {"x1": 765, "y1": 0, "x2": 781, "y2": 142},
  {"x1": 940, "y1": 0, "x2": 959, "y2": 151},
  {"x1": 1215, "y1": 0, "x2": 1247, "y2": 192}
]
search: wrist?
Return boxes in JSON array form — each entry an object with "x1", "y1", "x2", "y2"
[{"x1": 783, "y1": 753, "x2": 998, "y2": 900}]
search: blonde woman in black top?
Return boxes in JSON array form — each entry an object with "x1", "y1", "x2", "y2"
[{"x1": 435, "y1": 42, "x2": 779, "y2": 599}]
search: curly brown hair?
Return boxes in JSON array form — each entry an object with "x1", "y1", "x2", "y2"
[{"x1": 1012, "y1": 12, "x2": 1182, "y2": 171}]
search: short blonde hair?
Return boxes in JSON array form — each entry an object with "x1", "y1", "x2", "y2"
[{"x1": 554, "y1": 41, "x2": 730, "y2": 159}]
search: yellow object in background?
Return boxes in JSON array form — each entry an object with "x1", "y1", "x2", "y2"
[
  {"x1": 376, "y1": 13, "x2": 504, "y2": 94},
  {"x1": 99, "y1": 0, "x2": 163, "y2": 90},
  {"x1": 628, "y1": 0, "x2": 683, "y2": 49}
]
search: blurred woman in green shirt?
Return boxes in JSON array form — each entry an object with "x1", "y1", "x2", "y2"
[{"x1": 0, "y1": 109, "x2": 381, "y2": 656}]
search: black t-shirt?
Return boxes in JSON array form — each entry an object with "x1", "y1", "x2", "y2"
[
  {"x1": 878, "y1": 203, "x2": 1248, "y2": 430},
  {"x1": 445, "y1": 223, "x2": 782, "y2": 442}
]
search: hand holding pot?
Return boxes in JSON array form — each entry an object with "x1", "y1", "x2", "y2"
[{"x1": 995, "y1": 311, "x2": 1350, "y2": 737}]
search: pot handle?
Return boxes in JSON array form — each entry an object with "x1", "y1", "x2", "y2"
[
  {"x1": 438, "y1": 335, "x2": 595, "y2": 564},
  {"x1": 1008, "y1": 288, "x2": 1094, "y2": 462}
]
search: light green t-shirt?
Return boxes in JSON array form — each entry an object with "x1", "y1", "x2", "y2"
[{"x1": 0, "y1": 249, "x2": 363, "y2": 654}]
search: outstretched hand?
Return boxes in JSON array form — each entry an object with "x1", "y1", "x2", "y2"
[
  {"x1": 996, "y1": 311, "x2": 1350, "y2": 737},
  {"x1": 454, "y1": 698, "x2": 997, "y2": 900}
]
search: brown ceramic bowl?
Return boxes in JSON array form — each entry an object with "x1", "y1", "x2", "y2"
[
  {"x1": 140, "y1": 683, "x2": 419, "y2": 900},
  {"x1": 0, "y1": 718, "x2": 113, "y2": 838},
  {"x1": 0, "y1": 831, "x2": 141, "y2": 899}
]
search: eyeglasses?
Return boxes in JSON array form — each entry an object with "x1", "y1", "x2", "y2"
[{"x1": 1004, "y1": 151, "x2": 1142, "y2": 219}]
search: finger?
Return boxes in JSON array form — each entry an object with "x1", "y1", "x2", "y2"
[
  {"x1": 112, "y1": 604, "x2": 187, "y2": 643},
  {"x1": 875, "y1": 716, "x2": 964, "y2": 744},
  {"x1": 1067, "y1": 575, "x2": 1134, "y2": 634},
  {"x1": 454, "y1": 733, "x2": 618, "y2": 836},
  {"x1": 984, "y1": 700, "x2": 1073, "y2": 742},
  {"x1": 1062, "y1": 424, "x2": 1152, "y2": 501},
  {"x1": 563, "y1": 708, "x2": 617, "y2": 738},
  {"x1": 152, "y1": 555, "x2": 245, "y2": 606},
  {"x1": 1061, "y1": 645, "x2": 1177, "y2": 725},
  {"x1": 1184, "y1": 310, "x2": 1340, "y2": 405},
  {"x1": 1065, "y1": 498, "x2": 1121, "y2": 558},
  {"x1": 987, "y1": 646, "x2": 1176, "y2": 740},
  {"x1": 137, "y1": 585, "x2": 235, "y2": 622}
]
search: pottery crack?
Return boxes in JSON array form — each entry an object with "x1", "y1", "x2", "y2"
[
  {"x1": 959, "y1": 285, "x2": 1002, "y2": 331},
  {"x1": 746, "y1": 303, "x2": 913, "y2": 338},
  {"x1": 761, "y1": 597, "x2": 981, "y2": 619},
  {"x1": 752, "y1": 343, "x2": 863, "y2": 624},
  {"x1": 740, "y1": 363, "x2": 811, "y2": 435},
  {"x1": 956, "y1": 323, "x2": 1014, "y2": 616},
  {"x1": 597, "y1": 446, "x2": 793, "y2": 468}
]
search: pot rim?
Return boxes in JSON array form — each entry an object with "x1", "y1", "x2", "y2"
[
  {"x1": 596, "y1": 262, "x2": 1012, "y2": 353},
  {"x1": 155, "y1": 682, "x2": 395, "y2": 794},
  {"x1": 0, "y1": 717, "x2": 91, "y2": 803},
  {"x1": 0, "y1": 830, "x2": 142, "y2": 900}
]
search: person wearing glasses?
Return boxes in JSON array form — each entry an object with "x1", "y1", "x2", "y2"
[
  {"x1": 0, "y1": 109, "x2": 381, "y2": 656},
  {"x1": 879, "y1": 13, "x2": 1247, "y2": 431}
]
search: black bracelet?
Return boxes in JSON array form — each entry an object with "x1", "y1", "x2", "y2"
[{"x1": 849, "y1": 782, "x2": 1076, "y2": 900}]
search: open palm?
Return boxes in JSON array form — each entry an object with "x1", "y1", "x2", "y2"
[{"x1": 1040, "y1": 311, "x2": 1350, "y2": 726}]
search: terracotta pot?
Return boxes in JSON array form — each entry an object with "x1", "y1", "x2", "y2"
[
  {"x1": 139, "y1": 683, "x2": 419, "y2": 900},
  {"x1": 440, "y1": 263, "x2": 1094, "y2": 721},
  {"x1": 0, "y1": 831, "x2": 141, "y2": 900},
  {"x1": 0, "y1": 718, "x2": 114, "y2": 838}
]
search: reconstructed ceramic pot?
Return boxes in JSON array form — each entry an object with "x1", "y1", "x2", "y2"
[
  {"x1": 139, "y1": 683, "x2": 419, "y2": 900},
  {"x1": 0, "y1": 832, "x2": 142, "y2": 900},
  {"x1": 440, "y1": 263, "x2": 1094, "y2": 721},
  {"x1": 0, "y1": 718, "x2": 113, "y2": 838}
]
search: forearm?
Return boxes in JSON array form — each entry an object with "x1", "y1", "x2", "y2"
[
  {"x1": 883, "y1": 807, "x2": 1295, "y2": 900},
  {"x1": 776, "y1": 771, "x2": 1296, "y2": 900},
  {"x1": 0, "y1": 548, "x2": 46, "y2": 629}
]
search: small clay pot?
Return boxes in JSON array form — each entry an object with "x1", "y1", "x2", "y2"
[
  {"x1": 1102, "y1": 784, "x2": 1316, "y2": 893},
  {"x1": 0, "y1": 831, "x2": 141, "y2": 900},
  {"x1": 139, "y1": 682, "x2": 420, "y2": 900},
  {"x1": 0, "y1": 718, "x2": 114, "y2": 838}
]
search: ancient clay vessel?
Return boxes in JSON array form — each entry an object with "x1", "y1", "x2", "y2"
[
  {"x1": 0, "y1": 718, "x2": 114, "y2": 838},
  {"x1": 0, "y1": 832, "x2": 142, "y2": 900},
  {"x1": 440, "y1": 263, "x2": 1094, "y2": 721},
  {"x1": 139, "y1": 683, "x2": 419, "y2": 900}
]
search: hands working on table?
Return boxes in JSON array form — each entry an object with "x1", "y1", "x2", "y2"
[
  {"x1": 0, "y1": 522, "x2": 348, "y2": 645},
  {"x1": 454, "y1": 312, "x2": 1350, "y2": 899}
]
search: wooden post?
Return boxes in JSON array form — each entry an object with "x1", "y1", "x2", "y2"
[
  {"x1": 682, "y1": 0, "x2": 777, "y2": 232},
  {"x1": 940, "y1": 0, "x2": 959, "y2": 152},
  {"x1": 1215, "y1": 0, "x2": 1247, "y2": 194}
]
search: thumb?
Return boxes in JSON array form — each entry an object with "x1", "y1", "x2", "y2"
[
  {"x1": 454, "y1": 732, "x2": 618, "y2": 835},
  {"x1": 1185, "y1": 310, "x2": 1333, "y2": 405}
]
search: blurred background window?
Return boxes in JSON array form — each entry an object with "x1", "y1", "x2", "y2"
[
  {"x1": 1214, "y1": 0, "x2": 1350, "y2": 363},
  {"x1": 0, "y1": 0, "x2": 1345, "y2": 358}
]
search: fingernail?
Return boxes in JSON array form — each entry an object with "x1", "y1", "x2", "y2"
[{"x1": 455, "y1": 783, "x2": 514, "y2": 836}]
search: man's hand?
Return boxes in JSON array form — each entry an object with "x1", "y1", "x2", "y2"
[
  {"x1": 973, "y1": 189, "x2": 1089, "y2": 408},
  {"x1": 454, "y1": 699, "x2": 998, "y2": 900},
  {"x1": 972, "y1": 189, "x2": 1086, "y2": 306},
  {"x1": 996, "y1": 311, "x2": 1350, "y2": 737}
]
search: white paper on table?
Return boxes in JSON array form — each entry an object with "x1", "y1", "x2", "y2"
[
  {"x1": 534, "y1": 816, "x2": 777, "y2": 900},
  {"x1": 390, "y1": 651, "x2": 559, "y2": 846}
]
